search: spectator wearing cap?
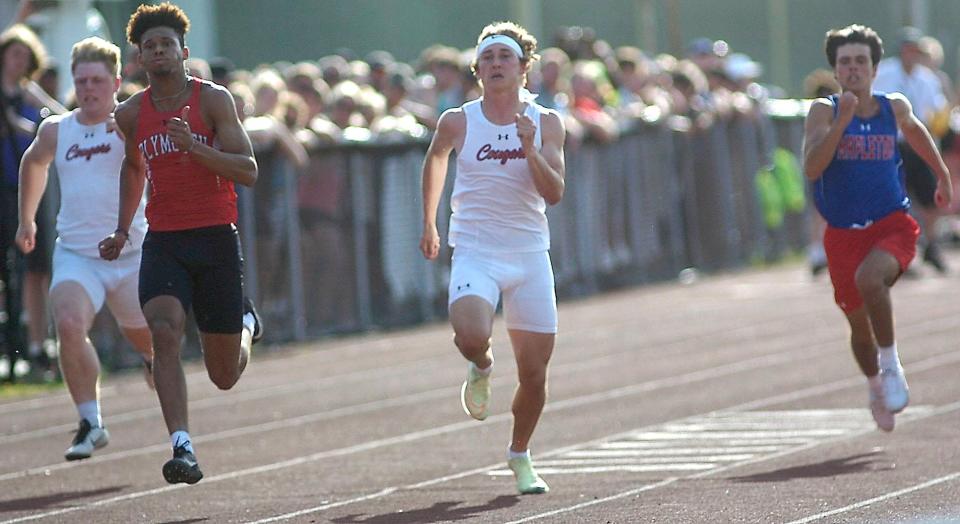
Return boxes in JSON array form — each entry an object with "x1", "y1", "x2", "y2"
[
  {"x1": 874, "y1": 26, "x2": 951, "y2": 273},
  {"x1": 365, "y1": 50, "x2": 394, "y2": 93},
  {"x1": 209, "y1": 56, "x2": 235, "y2": 86}
]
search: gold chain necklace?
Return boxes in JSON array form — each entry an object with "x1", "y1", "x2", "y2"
[{"x1": 151, "y1": 78, "x2": 190, "y2": 103}]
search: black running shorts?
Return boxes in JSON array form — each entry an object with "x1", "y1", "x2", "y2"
[
  {"x1": 899, "y1": 142, "x2": 937, "y2": 209},
  {"x1": 139, "y1": 224, "x2": 244, "y2": 334}
]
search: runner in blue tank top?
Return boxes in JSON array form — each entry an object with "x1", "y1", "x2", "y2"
[{"x1": 803, "y1": 24, "x2": 952, "y2": 432}]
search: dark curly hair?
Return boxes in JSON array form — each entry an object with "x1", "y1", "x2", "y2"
[
  {"x1": 824, "y1": 24, "x2": 883, "y2": 68},
  {"x1": 126, "y1": 2, "x2": 191, "y2": 48}
]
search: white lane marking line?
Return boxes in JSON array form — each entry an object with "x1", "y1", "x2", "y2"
[
  {"x1": 0, "y1": 346, "x2": 823, "y2": 522},
  {"x1": 248, "y1": 487, "x2": 399, "y2": 524},
  {"x1": 488, "y1": 464, "x2": 718, "y2": 474},
  {"x1": 0, "y1": 341, "x2": 815, "y2": 483},
  {"x1": 7, "y1": 347, "x2": 960, "y2": 522},
  {"x1": 0, "y1": 305, "x2": 825, "y2": 439},
  {"x1": 532, "y1": 455, "x2": 757, "y2": 465},
  {"x1": 491, "y1": 409, "x2": 878, "y2": 477},
  {"x1": 502, "y1": 478, "x2": 680, "y2": 524},
  {"x1": 508, "y1": 400, "x2": 960, "y2": 523},
  {"x1": 783, "y1": 472, "x2": 960, "y2": 524},
  {"x1": 598, "y1": 444, "x2": 785, "y2": 453}
]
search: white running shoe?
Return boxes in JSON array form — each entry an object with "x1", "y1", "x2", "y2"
[
  {"x1": 880, "y1": 366, "x2": 909, "y2": 414},
  {"x1": 65, "y1": 419, "x2": 109, "y2": 461},
  {"x1": 869, "y1": 391, "x2": 894, "y2": 432},
  {"x1": 508, "y1": 455, "x2": 550, "y2": 494},
  {"x1": 460, "y1": 364, "x2": 490, "y2": 421}
]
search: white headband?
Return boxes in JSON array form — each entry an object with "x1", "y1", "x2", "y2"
[{"x1": 477, "y1": 34, "x2": 523, "y2": 59}]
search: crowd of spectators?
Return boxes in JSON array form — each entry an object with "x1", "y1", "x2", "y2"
[{"x1": 4, "y1": 17, "x2": 960, "y2": 377}]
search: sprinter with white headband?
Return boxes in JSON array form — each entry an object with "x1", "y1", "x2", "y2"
[{"x1": 420, "y1": 21, "x2": 566, "y2": 495}]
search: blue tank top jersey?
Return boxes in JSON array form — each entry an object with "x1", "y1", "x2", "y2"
[{"x1": 813, "y1": 93, "x2": 909, "y2": 229}]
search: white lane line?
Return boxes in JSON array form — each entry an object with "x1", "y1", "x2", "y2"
[
  {"x1": 502, "y1": 478, "x2": 681, "y2": 524},
  {"x1": 488, "y1": 464, "x2": 717, "y2": 474},
  {"x1": 533, "y1": 455, "x2": 757, "y2": 465},
  {"x1": 0, "y1": 306, "x2": 821, "y2": 439},
  {"x1": 630, "y1": 429, "x2": 847, "y2": 438},
  {"x1": 509, "y1": 399, "x2": 960, "y2": 523},
  {"x1": 8, "y1": 345, "x2": 960, "y2": 522},
  {"x1": 0, "y1": 339, "x2": 814, "y2": 483},
  {"x1": 0, "y1": 345, "x2": 821, "y2": 522},
  {"x1": 568, "y1": 449, "x2": 774, "y2": 458},
  {"x1": 598, "y1": 444, "x2": 785, "y2": 453},
  {"x1": 783, "y1": 472, "x2": 960, "y2": 524},
  {"x1": 489, "y1": 409, "x2": 878, "y2": 478}
]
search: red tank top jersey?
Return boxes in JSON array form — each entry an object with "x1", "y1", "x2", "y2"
[{"x1": 135, "y1": 77, "x2": 237, "y2": 231}]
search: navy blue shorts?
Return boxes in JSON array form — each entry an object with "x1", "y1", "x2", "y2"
[{"x1": 139, "y1": 224, "x2": 244, "y2": 334}]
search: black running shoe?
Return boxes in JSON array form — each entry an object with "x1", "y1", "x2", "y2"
[
  {"x1": 162, "y1": 445, "x2": 203, "y2": 485},
  {"x1": 243, "y1": 297, "x2": 264, "y2": 344}
]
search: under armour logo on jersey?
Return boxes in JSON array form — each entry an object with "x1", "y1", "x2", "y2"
[
  {"x1": 859, "y1": 123, "x2": 871, "y2": 132},
  {"x1": 498, "y1": 133, "x2": 509, "y2": 140}
]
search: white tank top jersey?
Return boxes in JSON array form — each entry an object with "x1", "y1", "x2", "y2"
[
  {"x1": 54, "y1": 110, "x2": 147, "y2": 257},
  {"x1": 450, "y1": 98, "x2": 554, "y2": 252}
]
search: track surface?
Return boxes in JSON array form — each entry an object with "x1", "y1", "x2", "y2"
[{"x1": 2, "y1": 258, "x2": 960, "y2": 523}]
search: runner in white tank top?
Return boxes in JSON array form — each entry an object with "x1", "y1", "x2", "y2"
[
  {"x1": 420, "y1": 22, "x2": 566, "y2": 495},
  {"x1": 15, "y1": 37, "x2": 154, "y2": 462},
  {"x1": 53, "y1": 110, "x2": 147, "y2": 257},
  {"x1": 449, "y1": 98, "x2": 551, "y2": 252}
]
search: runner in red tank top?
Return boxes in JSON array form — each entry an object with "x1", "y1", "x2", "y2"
[{"x1": 97, "y1": 2, "x2": 263, "y2": 486}]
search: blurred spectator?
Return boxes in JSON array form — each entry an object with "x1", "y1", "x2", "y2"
[
  {"x1": 283, "y1": 61, "x2": 329, "y2": 122},
  {"x1": 803, "y1": 68, "x2": 841, "y2": 99},
  {"x1": 0, "y1": 23, "x2": 64, "y2": 379},
  {"x1": 917, "y1": 36, "x2": 955, "y2": 106},
  {"x1": 365, "y1": 50, "x2": 394, "y2": 93},
  {"x1": 247, "y1": 68, "x2": 309, "y2": 168},
  {"x1": 874, "y1": 26, "x2": 950, "y2": 272},
  {"x1": 615, "y1": 45, "x2": 671, "y2": 121},
  {"x1": 381, "y1": 65, "x2": 436, "y2": 131},
  {"x1": 209, "y1": 56, "x2": 235, "y2": 86},
  {"x1": 318, "y1": 54, "x2": 349, "y2": 88},
  {"x1": 569, "y1": 60, "x2": 619, "y2": 142},
  {"x1": 185, "y1": 56, "x2": 211, "y2": 80},
  {"x1": 420, "y1": 44, "x2": 464, "y2": 115}
]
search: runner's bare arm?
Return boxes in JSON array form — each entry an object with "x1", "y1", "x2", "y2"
[
  {"x1": 419, "y1": 108, "x2": 463, "y2": 260},
  {"x1": 890, "y1": 94, "x2": 954, "y2": 207},
  {"x1": 15, "y1": 117, "x2": 59, "y2": 253},
  {"x1": 179, "y1": 85, "x2": 258, "y2": 187},
  {"x1": 100, "y1": 98, "x2": 146, "y2": 261}
]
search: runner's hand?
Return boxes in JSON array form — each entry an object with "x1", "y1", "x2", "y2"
[{"x1": 98, "y1": 232, "x2": 126, "y2": 260}]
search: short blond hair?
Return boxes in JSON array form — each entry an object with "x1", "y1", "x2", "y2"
[{"x1": 71, "y1": 37, "x2": 121, "y2": 77}]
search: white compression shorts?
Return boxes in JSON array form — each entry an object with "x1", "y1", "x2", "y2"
[
  {"x1": 50, "y1": 244, "x2": 147, "y2": 329},
  {"x1": 448, "y1": 248, "x2": 557, "y2": 334}
]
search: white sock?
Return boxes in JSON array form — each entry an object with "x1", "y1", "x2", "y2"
[
  {"x1": 171, "y1": 430, "x2": 194, "y2": 453},
  {"x1": 243, "y1": 312, "x2": 256, "y2": 334},
  {"x1": 878, "y1": 343, "x2": 900, "y2": 370},
  {"x1": 77, "y1": 400, "x2": 101, "y2": 427},
  {"x1": 471, "y1": 358, "x2": 493, "y2": 376},
  {"x1": 508, "y1": 448, "x2": 530, "y2": 461}
]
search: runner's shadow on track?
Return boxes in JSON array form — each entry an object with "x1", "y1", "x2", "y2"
[
  {"x1": 330, "y1": 494, "x2": 521, "y2": 523},
  {"x1": 728, "y1": 451, "x2": 891, "y2": 483},
  {"x1": 0, "y1": 485, "x2": 129, "y2": 512}
]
